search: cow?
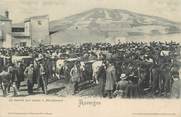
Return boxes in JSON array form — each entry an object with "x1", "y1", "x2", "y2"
[
  {"x1": 79, "y1": 61, "x2": 93, "y2": 83},
  {"x1": 92, "y1": 60, "x2": 105, "y2": 84},
  {"x1": 55, "y1": 58, "x2": 80, "y2": 80},
  {"x1": 55, "y1": 59, "x2": 66, "y2": 79}
]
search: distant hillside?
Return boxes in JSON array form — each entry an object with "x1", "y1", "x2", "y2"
[{"x1": 49, "y1": 8, "x2": 181, "y2": 44}]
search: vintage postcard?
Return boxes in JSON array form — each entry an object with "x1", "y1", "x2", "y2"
[{"x1": 0, "y1": 0, "x2": 181, "y2": 117}]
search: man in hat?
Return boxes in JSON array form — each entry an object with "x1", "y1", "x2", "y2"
[
  {"x1": 7, "y1": 63, "x2": 14, "y2": 93},
  {"x1": 16, "y1": 61, "x2": 25, "y2": 90},
  {"x1": 146, "y1": 63, "x2": 158, "y2": 96},
  {"x1": 70, "y1": 62, "x2": 81, "y2": 95},
  {"x1": 160, "y1": 63, "x2": 172, "y2": 96},
  {"x1": 113, "y1": 73, "x2": 129, "y2": 97},
  {"x1": 97, "y1": 64, "x2": 106, "y2": 97},
  {"x1": 39, "y1": 62, "x2": 48, "y2": 94},
  {"x1": 33, "y1": 59, "x2": 40, "y2": 89},
  {"x1": 11, "y1": 64, "x2": 20, "y2": 96},
  {"x1": 24, "y1": 63, "x2": 35, "y2": 95}
]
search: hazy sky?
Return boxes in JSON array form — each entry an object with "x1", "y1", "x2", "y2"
[{"x1": 0, "y1": 0, "x2": 181, "y2": 23}]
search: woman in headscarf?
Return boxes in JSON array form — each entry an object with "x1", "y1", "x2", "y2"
[{"x1": 105, "y1": 60, "x2": 117, "y2": 98}]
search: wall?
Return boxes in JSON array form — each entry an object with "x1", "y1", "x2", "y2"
[
  {"x1": 12, "y1": 37, "x2": 31, "y2": 47},
  {"x1": 0, "y1": 29, "x2": 2, "y2": 47},
  {"x1": 2, "y1": 33, "x2": 12, "y2": 48},
  {"x1": 24, "y1": 21, "x2": 30, "y2": 37},
  {"x1": 30, "y1": 17, "x2": 50, "y2": 47},
  {"x1": 0, "y1": 20, "x2": 12, "y2": 48},
  {"x1": 0, "y1": 20, "x2": 12, "y2": 40}
]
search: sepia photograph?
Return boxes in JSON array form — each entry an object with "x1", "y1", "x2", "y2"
[
  {"x1": 0, "y1": 0, "x2": 181, "y2": 117},
  {"x1": 0, "y1": 0, "x2": 181, "y2": 99}
]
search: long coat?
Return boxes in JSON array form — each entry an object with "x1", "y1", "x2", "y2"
[
  {"x1": 17, "y1": 66, "x2": 24, "y2": 82},
  {"x1": 160, "y1": 67, "x2": 171, "y2": 92},
  {"x1": 11, "y1": 69, "x2": 19, "y2": 82},
  {"x1": 105, "y1": 65, "x2": 116, "y2": 91},
  {"x1": 97, "y1": 66, "x2": 106, "y2": 95},
  {"x1": 151, "y1": 66, "x2": 160, "y2": 93},
  {"x1": 24, "y1": 66, "x2": 34, "y2": 83},
  {"x1": 70, "y1": 66, "x2": 80, "y2": 83},
  {"x1": 171, "y1": 78, "x2": 181, "y2": 98}
]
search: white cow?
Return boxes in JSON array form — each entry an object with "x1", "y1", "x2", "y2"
[
  {"x1": 56, "y1": 59, "x2": 65, "y2": 79},
  {"x1": 12, "y1": 55, "x2": 32, "y2": 64},
  {"x1": 56, "y1": 58, "x2": 80, "y2": 79},
  {"x1": 80, "y1": 61, "x2": 85, "y2": 71},
  {"x1": 56, "y1": 59, "x2": 65, "y2": 70},
  {"x1": 92, "y1": 60, "x2": 104, "y2": 84},
  {"x1": 160, "y1": 50, "x2": 170, "y2": 56}
]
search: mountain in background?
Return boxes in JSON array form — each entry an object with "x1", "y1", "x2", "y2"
[{"x1": 49, "y1": 8, "x2": 181, "y2": 44}]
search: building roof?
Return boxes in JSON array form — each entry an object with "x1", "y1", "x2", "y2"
[
  {"x1": 24, "y1": 15, "x2": 49, "y2": 22},
  {"x1": 0, "y1": 15, "x2": 10, "y2": 21}
]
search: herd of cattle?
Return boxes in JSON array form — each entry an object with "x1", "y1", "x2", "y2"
[{"x1": 0, "y1": 41, "x2": 181, "y2": 98}]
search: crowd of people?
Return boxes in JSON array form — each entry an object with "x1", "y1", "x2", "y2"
[{"x1": 0, "y1": 41, "x2": 180, "y2": 98}]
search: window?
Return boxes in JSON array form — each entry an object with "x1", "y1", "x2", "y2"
[
  {"x1": 12, "y1": 28, "x2": 24, "y2": 32},
  {"x1": 38, "y1": 21, "x2": 42, "y2": 25},
  {"x1": 20, "y1": 42, "x2": 26, "y2": 47}
]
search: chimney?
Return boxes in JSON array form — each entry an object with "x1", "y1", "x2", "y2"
[{"x1": 5, "y1": 11, "x2": 9, "y2": 18}]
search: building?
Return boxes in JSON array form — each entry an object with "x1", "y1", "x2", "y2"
[
  {"x1": 12, "y1": 23, "x2": 31, "y2": 47},
  {"x1": 0, "y1": 11, "x2": 50, "y2": 48},
  {"x1": 24, "y1": 15, "x2": 50, "y2": 47},
  {"x1": 0, "y1": 11, "x2": 12, "y2": 48}
]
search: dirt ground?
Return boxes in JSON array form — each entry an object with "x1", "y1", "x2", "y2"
[
  {"x1": 0, "y1": 78, "x2": 167, "y2": 98},
  {"x1": 0, "y1": 79, "x2": 100, "y2": 97}
]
